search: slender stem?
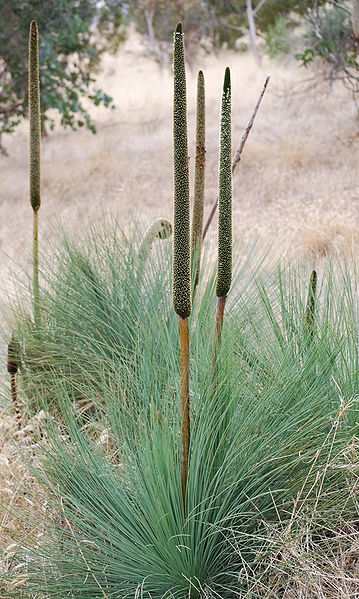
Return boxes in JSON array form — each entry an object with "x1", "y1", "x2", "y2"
[
  {"x1": 33, "y1": 208, "x2": 40, "y2": 329},
  {"x1": 202, "y1": 76, "x2": 270, "y2": 240},
  {"x1": 212, "y1": 295, "x2": 227, "y2": 371},
  {"x1": 178, "y1": 315, "x2": 190, "y2": 511}
]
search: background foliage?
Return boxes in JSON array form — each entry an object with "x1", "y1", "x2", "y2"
[
  {"x1": 1, "y1": 0, "x2": 358, "y2": 153},
  {"x1": 0, "y1": 0, "x2": 126, "y2": 150}
]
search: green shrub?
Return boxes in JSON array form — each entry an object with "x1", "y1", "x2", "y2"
[
  {"x1": 265, "y1": 16, "x2": 291, "y2": 58},
  {"x1": 3, "y1": 222, "x2": 359, "y2": 596}
]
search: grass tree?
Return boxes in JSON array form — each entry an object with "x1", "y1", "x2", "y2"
[
  {"x1": 212, "y1": 67, "x2": 232, "y2": 370},
  {"x1": 29, "y1": 20, "x2": 41, "y2": 330},
  {"x1": 191, "y1": 70, "x2": 206, "y2": 295},
  {"x1": 173, "y1": 22, "x2": 191, "y2": 509}
]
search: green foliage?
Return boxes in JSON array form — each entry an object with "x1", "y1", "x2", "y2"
[
  {"x1": 173, "y1": 23, "x2": 191, "y2": 319},
  {"x1": 264, "y1": 16, "x2": 292, "y2": 58},
  {"x1": 4, "y1": 221, "x2": 359, "y2": 596},
  {"x1": 191, "y1": 70, "x2": 206, "y2": 291},
  {"x1": 127, "y1": 0, "x2": 307, "y2": 61},
  {"x1": 296, "y1": 3, "x2": 359, "y2": 92},
  {"x1": 4, "y1": 224, "x2": 249, "y2": 417},
  {"x1": 216, "y1": 67, "x2": 232, "y2": 299},
  {"x1": 0, "y1": 0, "x2": 126, "y2": 151}
]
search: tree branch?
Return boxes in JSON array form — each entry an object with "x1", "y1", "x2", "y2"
[
  {"x1": 247, "y1": 0, "x2": 261, "y2": 64},
  {"x1": 253, "y1": 0, "x2": 268, "y2": 16}
]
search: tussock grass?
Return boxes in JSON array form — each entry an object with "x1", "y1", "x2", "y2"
[{"x1": 2, "y1": 221, "x2": 359, "y2": 597}]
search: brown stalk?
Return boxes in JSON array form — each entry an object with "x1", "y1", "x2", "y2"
[
  {"x1": 178, "y1": 315, "x2": 190, "y2": 509},
  {"x1": 202, "y1": 76, "x2": 270, "y2": 240},
  {"x1": 212, "y1": 295, "x2": 227, "y2": 372},
  {"x1": 33, "y1": 208, "x2": 40, "y2": 329}
]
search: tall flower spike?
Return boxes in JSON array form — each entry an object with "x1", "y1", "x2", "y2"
[
  {"x1": 191, "y1": 70, "x2": 206, "y2": 292},
  {"x1": 216, "y1": 67, "x2": 232, "y2": 299},
  {"x1": 212, "y1": 68, "x2": 232, "y2": 372},
  {"x1": 172, "y1": 23, "x2": 191, "y2": 511},
  {"x1": 29, "y1": 20, "x2": 41, "y2": 329},
  {"x1": 29, "y1": 20, "x2": 41, "y2": 213},
  {"x1": 173, "y1": 22, "x2": 191, "y2": 319}
]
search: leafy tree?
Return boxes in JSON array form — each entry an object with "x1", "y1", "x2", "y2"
[
  {"x1": 297, "y1": 1, "x2": 359, "y2": 93},
  {"x1": 0, "y1": 0, "x2": 127, "y2": 151},
  {"x1": 127, "y1": 0, "x2": 312, "y2": 64}
]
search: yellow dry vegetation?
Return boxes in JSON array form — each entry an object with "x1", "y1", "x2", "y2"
[{"x1": 1, "y1": 33, "x2": 358, "y2": 279}]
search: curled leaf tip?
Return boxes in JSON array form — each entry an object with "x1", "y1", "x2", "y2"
[{"x1": 158, "y1": 219, "x2": 172, "y2": 239}]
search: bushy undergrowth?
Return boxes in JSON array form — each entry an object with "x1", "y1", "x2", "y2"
[{"x1": 2, "y1": 222, "x2": 359, "y2": 597}]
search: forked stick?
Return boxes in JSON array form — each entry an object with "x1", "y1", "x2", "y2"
[{"x1": 202, "y1": 76, "x2": 270, "y2": 240}]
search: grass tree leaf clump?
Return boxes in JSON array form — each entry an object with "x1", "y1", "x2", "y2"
[
  {"x1": 4, "y1": 221, "x2": 359, "y2": 597},
  {"x1": 7, "y1": 286, "x2": 359, "y2": 596}
]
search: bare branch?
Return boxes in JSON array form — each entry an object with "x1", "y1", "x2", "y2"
[
  {"x1": 253, "y1": 0, "x2": 268, "y2": 16},
  {"x1": 0, "y1": 100, "x2": 24, "y2": 115},
  {"x1": 247, "y1": 0, "x2": 261, "y2": 64},
  {"x1": 329, "y1": 0, "x2": 351, "y2": 17},
  {"x1": 202, "y1": 76, "x2": 270, "y2": 241}
]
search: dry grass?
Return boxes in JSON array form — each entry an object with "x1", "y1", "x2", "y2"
[
  {"x1": 1, "y1": 34, "x2": 359, "y2": 280},
  {"x1": 1, "y1": 33, "x2": 359, "y2": 597}
]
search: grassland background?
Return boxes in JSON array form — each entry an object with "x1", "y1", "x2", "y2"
[{"x1": 1, "y1": 32, "x2": 359, "y2": 283}]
